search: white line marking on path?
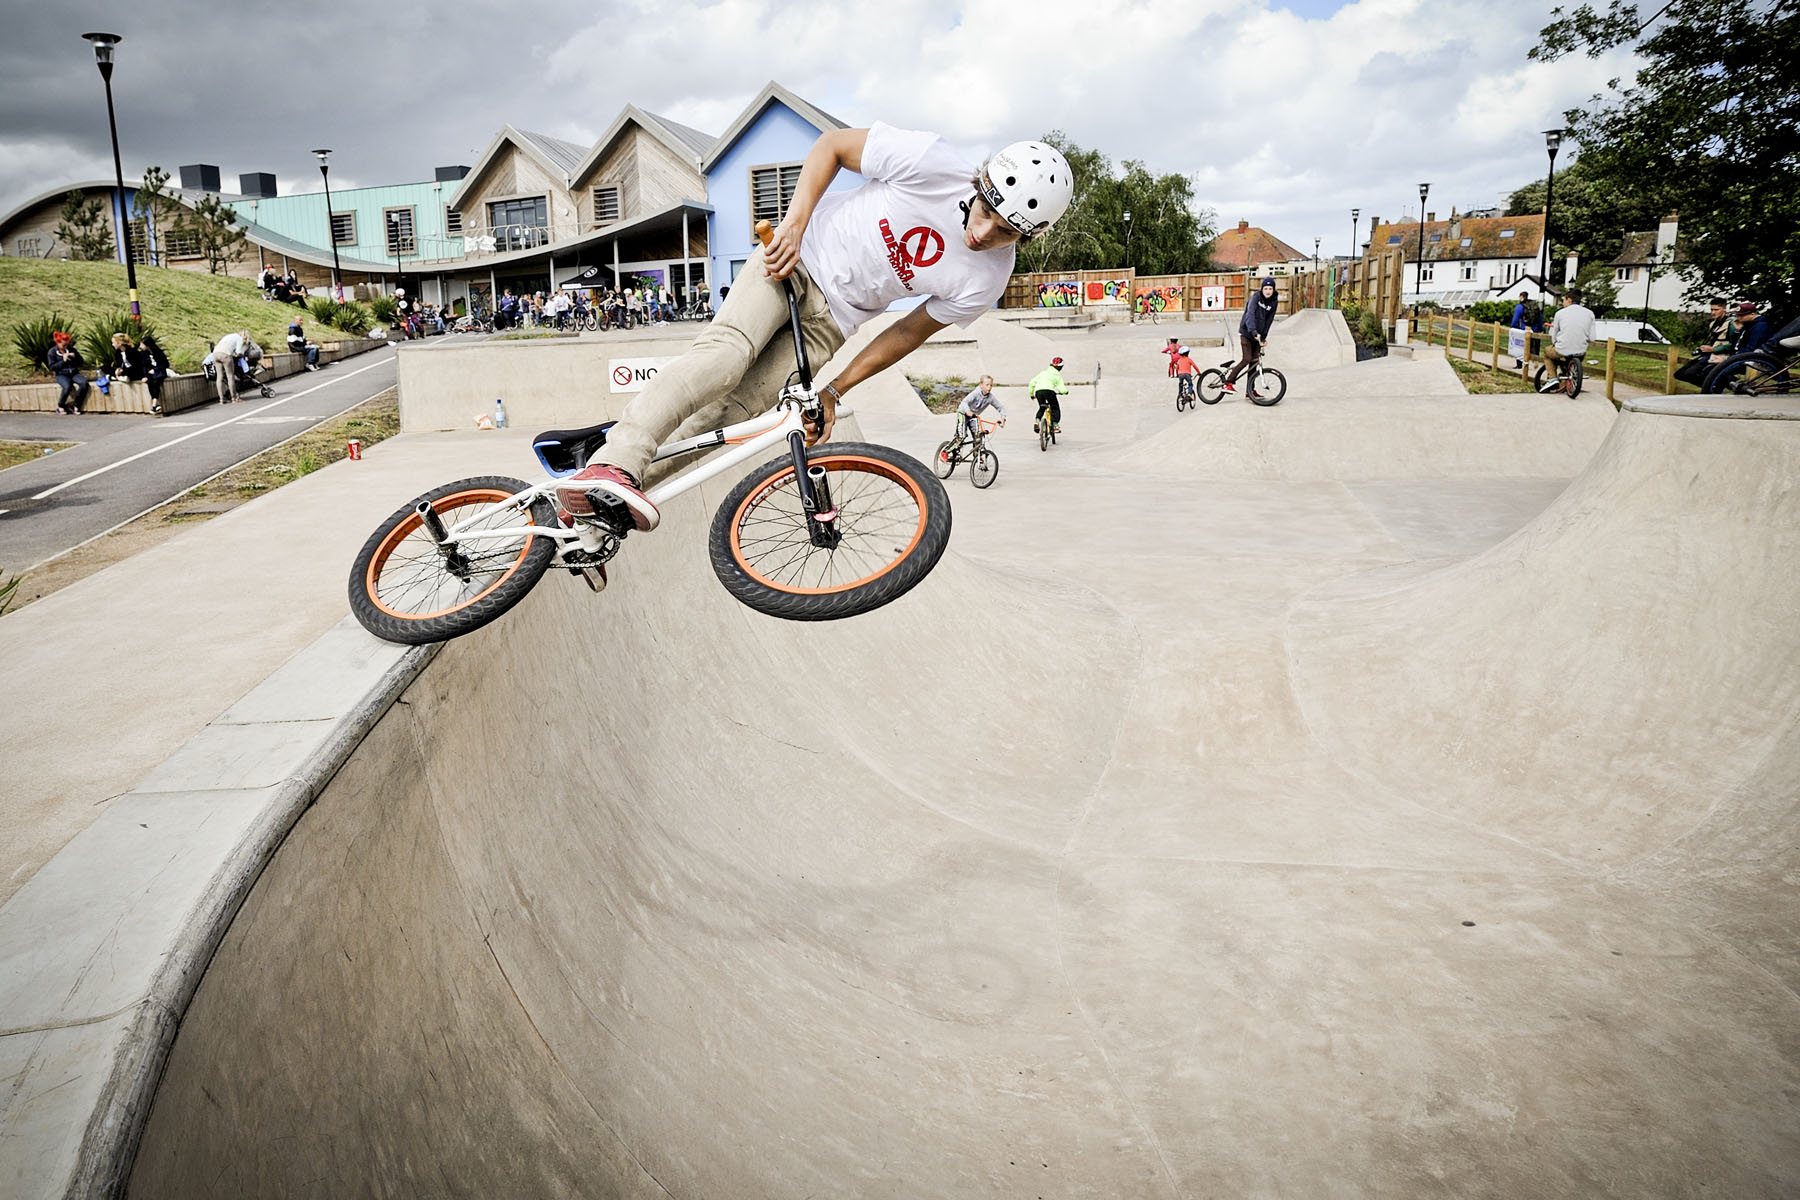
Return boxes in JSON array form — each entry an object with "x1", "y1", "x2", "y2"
[{"x1": 29, "y1": 351, "x2": 395, "y2": 501}]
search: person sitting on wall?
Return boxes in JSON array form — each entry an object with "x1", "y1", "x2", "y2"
[
  {"x1": 287, "y1": 314, "x2": 321, "y2": 370},
  {"x1": 46, "y1": 331, "x2": 88, "y2": 414}
]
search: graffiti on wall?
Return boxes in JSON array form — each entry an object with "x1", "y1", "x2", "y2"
[
  {"x1": 1133, "y1": 285, "x2": 1184, "y2": 314},
  {"x1": 1084, "y1": 279, "x2": 1132, "y2": 304},
  {"x1": 1037, "y1": 281, "x2": 1080, "y2": 307}
]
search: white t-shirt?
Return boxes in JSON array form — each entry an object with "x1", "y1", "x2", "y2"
[{"x1": 800, "y1": 123, "x2": 1015, "y2": 337}]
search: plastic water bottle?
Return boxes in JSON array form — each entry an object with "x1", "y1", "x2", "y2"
[{"x1": 494, "y1": 398, "x2": 508, "y2": 429}]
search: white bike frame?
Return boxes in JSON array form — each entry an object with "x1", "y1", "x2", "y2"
[{"x1": 438, "y1": 389, "x2": 845, "y2": 560}]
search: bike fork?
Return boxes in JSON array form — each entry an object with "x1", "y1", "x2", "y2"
[{"x1": 788, "y1": 429, "x2": 840, "y2": 548}]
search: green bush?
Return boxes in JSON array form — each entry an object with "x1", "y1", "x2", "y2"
[
  {"x1": 12, "y1": 312, "x2": 77, "y2": 376},
  {"x1": 1358, "y1": 309, "x2": 1387, "y2": 348},
  {"x1": 1466, "y1": 300, "x2": 1514, "y2": 325},
  {"x1": 79, "y1": 310, "x2": 159, "y2": 374},
  {"x1": 330, "y1": 302, "x2": 373, "y2": 336},
  {"x1": 368, "y1": 295, "x2": 398, "y2": 323},
  {"x1": 0, "y1": 566, "x2": 20, "y2": 616},
  {"x1": 307, "y1": 296, "x2": 341, "y2": 325}
]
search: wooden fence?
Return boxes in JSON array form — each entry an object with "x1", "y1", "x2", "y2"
[
  {"x1": 1413, "y1": 315, "x2": 1686, "y2": 407},
  {"x1": 1002, "y1": 248, "x2": 1409, "y2": 325}
]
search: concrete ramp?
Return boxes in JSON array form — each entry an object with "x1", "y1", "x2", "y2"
[
  {"x1": 121, "y1": 396, "x2": 1800, "y2": 1198},
  {"x1": 1266, "y1": 308, "x2": 1357, "y2": 369}
]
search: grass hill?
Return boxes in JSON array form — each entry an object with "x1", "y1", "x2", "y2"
[{"x1": 0, "y1": 257, "x2": 336, "y2": 385}]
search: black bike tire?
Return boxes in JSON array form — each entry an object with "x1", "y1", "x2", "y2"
[
  {"x1": 1567, "y1": 358, "x2": 1584, "y2": 398},
  {"x1": 1249, "y1": 367, "x2": 1287, "y2": 406},
  {"x1": 1703, "y1": 352, "x2": 1787, "y2": 395},
  {"x1": 1533, "y1": 364, "x2": 1550, "y2": 391},
  {"x1": 932, "y1": 439, "x2": 958, "y2": 480},
  {"x1": 348, "y1": 476, "x2": 556, "y2": 645},
  {"x1": 709, "y1": 442, "x2": 952, "y2": 621},
  {"x1": 1198, "y1": 368, "x2": 1225, "y2": 404},
  {"x1": 1039, "y1": 420, "x2": 1049, "y2": 452},
  {"x1": 971, "y1": 447, "x2": 999, "y2": 489}
]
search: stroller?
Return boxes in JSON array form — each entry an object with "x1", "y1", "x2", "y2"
[{"x1": 203, "y1": 341, "x2": 275, "y2": 399}]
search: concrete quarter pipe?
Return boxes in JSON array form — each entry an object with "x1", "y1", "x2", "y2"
[{"x1": 127, "y1": 392, "x2": 1799, "y2": 1198}]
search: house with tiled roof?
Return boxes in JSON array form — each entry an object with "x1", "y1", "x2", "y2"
[
  {"x1": 1366, "y1": 210, "x2": 1546, "y2": 306},
  {"x1": 1206, "y1": 220, "x2": 1311, "y2": 273},
  {"x1": 1608, "y1": 214, "x2": 1696, "y2": 312}
]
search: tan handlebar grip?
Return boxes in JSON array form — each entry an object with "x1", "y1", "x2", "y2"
[{"x1": 755, "y1": 219, "x2": 774, "y2": 248}]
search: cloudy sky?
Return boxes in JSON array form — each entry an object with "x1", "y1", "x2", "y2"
[{"x1": 2, "y1": 0, "x2": 1635, "y2": 257}]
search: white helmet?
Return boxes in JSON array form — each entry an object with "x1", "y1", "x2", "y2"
[{"x1": 977, "y1": 141, "x2": 1074, "y2": 238}]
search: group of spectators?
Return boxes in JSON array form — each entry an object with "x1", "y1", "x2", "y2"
[
  {"x1": 1676, "y1": 298, "x2": 1777, "y2": 385},
  {"x1": 258, "y1": 264, "x2": 310, "y2": 307},
  {"x1": 44, "y1": 329, "x2": 172, "y2": 415},
  {"x1": 493, "y1": 281, "x2": 709, "y2": 331}
]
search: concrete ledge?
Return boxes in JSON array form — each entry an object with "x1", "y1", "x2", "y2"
[
  {"x1": 1623, "y1": 393, "x2": 1800, "y2": 421},
  {"x1": 0, "y1": 337, "x2": 390, "y2": 416},
  {"x1": 0, "y1": 618, "x2": 435, "y2": 1199}
]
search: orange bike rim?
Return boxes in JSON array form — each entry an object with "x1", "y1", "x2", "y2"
[
  {"x1": 729, "y1": 455, "x2": 927, "y2": 594},
  {"x1": 367, "y1": 489, "x2": 534, "y2": 620}
]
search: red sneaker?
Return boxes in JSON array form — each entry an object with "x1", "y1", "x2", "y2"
[
  {"x1": 1220, "y1": 381, "x2": 1236, "y2": 394},
  {"x1": 556, "y1": 465, "x2": 659, "y2": 531}
]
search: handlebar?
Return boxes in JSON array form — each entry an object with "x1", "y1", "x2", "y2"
[{"x1": 753, "y1": 219, "x2": 813, "y2": 391}]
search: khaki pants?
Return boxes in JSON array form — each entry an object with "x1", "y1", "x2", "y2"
[{"x1": 595, "y1": 248, "x2": 846, "y2": 483}]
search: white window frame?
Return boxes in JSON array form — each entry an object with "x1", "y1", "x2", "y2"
[
  {"x1": 593, "y1": 186, "x2": 621, "y2": 224},
  {"x1": 1614, "y1": 266, "x2": 1635, "y2": 281},
  {"x1": 749, "y1": 161, "x2": 804, "y2": 227},
  {"x1": 383, "y1": 205, "x2": 417, "y2": 256},
  {"x1": 1460, "y1": 262, "x2": 1477, "y2": 281},
  {"x1": 1420, "y1": 262, "x2": 1435, "y2": 282}
]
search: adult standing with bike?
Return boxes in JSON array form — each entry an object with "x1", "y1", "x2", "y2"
[
  {"x1": 555, "y1": 123, "x2": 1074, "y2": 541},
  {"x1": 1222, "y1": 277, "x2": 1278, "y2": 395}
]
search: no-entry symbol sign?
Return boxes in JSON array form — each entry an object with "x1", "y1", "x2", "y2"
[{"x1": 609, "y1": 357, "x2": 673, "y2": 392}]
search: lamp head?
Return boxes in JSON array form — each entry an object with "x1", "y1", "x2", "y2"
[
  {"x1": 1351, "y1": 207, "x2": 1359, "y2": 220},
  {"x1": 1543, "y1": 128, "x2": 1565, "y2": 154},
  {"x1": 312, "y1": 148, "x2": 332, "y2": 167},
  {"x1": 1123, "y1": 210, "x2": 1132, "y2": 223},
  {"x1": 1419, "y1": 182, "x2": 1430, "y2": 202},
  {"x1": 82, "y1": 32, "x2": 120, "y2": 76}
]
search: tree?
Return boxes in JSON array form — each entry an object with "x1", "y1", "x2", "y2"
[
  {"x1": 1531, "y1": 0, "x2": 1800, "y2": 311},
  {"x1": 133, "y1": 165, "x2": 178, "y2": 267},
  {"x1": 174, "y1": 193, "x2": 247, "y2": 275},
  {"x1": 1015, "y1": 131, "x2": 1217, "y2": 276},
  {"x1": 1505, "y1": 155, "x2": 1668, "y2": 285},
  {"x1": 53, "y1": 191, "x2": 115, "y2": 261}
]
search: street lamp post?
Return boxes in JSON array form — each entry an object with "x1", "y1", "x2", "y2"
[
  {"x1": 1540, "y1": 128, "x2": 1564, "y2": 293},
  {"x1": 1415, "y1": 182, "x2": 1429, "y2": 310},
  {"x1": 1122, "y1": 209, "x2": 1133, "y2": 270},
  {"x1": 1351, "y1": 207, "x2": 1360, "y2": 259},
  {"x1": 313, "y1": 148, "x2": 344, "y2": 302},
  {"x1": 1640, "y1": 246, "x2": 1659, "y2": 336},
  {"x1": 81, "y1": 33, "x2": 140, "y2": 323}
]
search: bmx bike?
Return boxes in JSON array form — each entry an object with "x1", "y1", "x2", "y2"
[
  {"x1": 1175, "y1": 374, "x2": 1197, "y2": 412},
  {"x1": 1197, "y1": 347, "x2": 1286, "y2": 406},
  {"x1": 1533, "y1": 351, "x2": 1585, "y2": 397},
  {"x1": 933, "y1": 416, "x2": 1001, "y2": 489},
  {"x1": 348, "y1": 222, "x2": 952, "y2": 644}
]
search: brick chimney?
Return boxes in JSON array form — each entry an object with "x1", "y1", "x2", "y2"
[{"x1": 1237, "y1": 220, "x2": 1249, "y2": 232}]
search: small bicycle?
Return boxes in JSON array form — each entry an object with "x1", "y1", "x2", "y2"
[
  {"x1": 1197, "y1": 348, "x2": 1286, "y2": 406},
  {"x1": 349, "y1": 222, "x2": 952, "y2": 644},
  {"x1": 1533, "y1": 352, "x2": 1585, "y2": 397},
  {"x1": 1175, "y1": 373, "x2": 1197, "y2": 412},
  {"x1": 933, "y1": 417, "x2": 1001, "y2": 489}
]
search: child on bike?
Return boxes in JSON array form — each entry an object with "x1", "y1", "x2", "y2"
[
  {"x1": 1029, "y1": 357, "x2": 1070, "y2": 436},
  {"x1": 1172, "y1": 345, "x2": 1197, "y2": 400},
  {"x1": 955, "y1": 375, "x2": 1006, "y2": 443},
  {"x1": 1223, "y1": 277, "x2": 1278, "y2": 393},
  {"x1": 1162, "y1": 337, "x2": 1181, "y2": 377},
  {"x1": 555, "y1": 125, "x2": 1074, "y2": 536}
]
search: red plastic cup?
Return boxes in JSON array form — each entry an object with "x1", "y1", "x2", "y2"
[{"x1": 347, "y1": 439, "x2": 362, "y2": 461}]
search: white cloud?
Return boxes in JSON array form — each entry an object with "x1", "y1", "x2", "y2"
[{"x1": 0, "y1": 0, "x2": 1637, "y2": 258}]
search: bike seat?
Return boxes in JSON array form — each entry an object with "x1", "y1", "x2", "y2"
[{"x1": 532, "y1": 420, "x2": 616, "y2": 478}]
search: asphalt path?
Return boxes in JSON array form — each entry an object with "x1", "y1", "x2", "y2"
[{"x1": 0, "y1": 346, "x2": 398, "y2": 570}]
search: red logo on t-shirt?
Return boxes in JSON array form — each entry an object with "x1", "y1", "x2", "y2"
[
  {"x1": 879, "y1": 218, "x2": 915, "y2": 290},
  {"x1": 903, "y1": 226, "x2": 944, "y2": 268}
]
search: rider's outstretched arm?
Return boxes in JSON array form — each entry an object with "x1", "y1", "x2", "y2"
[
  {"x1": 763, "y1": 129, "x2": 870, "y2": 280},
  {"x1": 812, "y1": 305, "x2": 948, "y2": 442}
]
